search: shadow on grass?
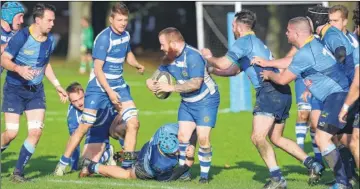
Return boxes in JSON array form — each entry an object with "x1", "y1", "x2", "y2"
[
  {"x1": 1, "y1": 152, "x2": 58, "y2": 179},
  {"x1": 236, "y1": 161, "x2": 309, "y2": 183}
]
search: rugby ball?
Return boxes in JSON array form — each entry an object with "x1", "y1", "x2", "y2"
[{"x1": 155, "y1": 71, "x2": 172, "y2": 99}]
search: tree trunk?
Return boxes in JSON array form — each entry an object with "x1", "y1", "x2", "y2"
[{"x1": 66, "y1": 2, "x2": 92, "y2": 62}]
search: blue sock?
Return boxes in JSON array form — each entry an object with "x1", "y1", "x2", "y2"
[
  {"x1": 295, "y1": 123, "x2": 308, "y2": 149},
  {"x1": 198, "y1": 147, "x2": 212, "y2": 179},
  {"x1": 88, "y1": 162, "x2": 99, "y2": 174},
  {"x1": 269, "y1": 166, "x2": 282, "y2": 181},
  {"x1": 99, "y1": 148, "x2": 111, "y2": 164},
  {"x1": 70, "y1": 146, "x2": 80, "y2": 171},
  {"x1": 338, "y1": 145, "x2": 355, "y2": 179},
  {"x1": 179, "y1": 142, "x2": 189, "y2": 166},
  {"x1": 14, "y1": 140, "x2": 35, "y2": 174},
  {"x1": 60, "y1": 155, "x2": 71, "y2": 166},
  {"x1": 322, "y1": 144, "x2": 349, "y2": 186},
  {"x1": 310, "y1": 130, "x2": 322, "y2": 163}
]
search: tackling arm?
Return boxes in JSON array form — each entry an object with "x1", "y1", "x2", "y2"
[
  {"x1": 265, "y1": 69, "x2": 297, "y2": 85},
  {"x1": 344, "y1": 66, "x2": 360, "y2": 106}
]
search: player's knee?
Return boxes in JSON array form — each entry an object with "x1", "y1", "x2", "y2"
[
  {"x1": 126, "y1": 118, "x2": 140, "y2": 132},
  {"x1": 269, "y1": 135, "x2": 281, "y2": 147},
  {"x1": 28, "y1": 121, "x2": 44, "y2": 138},
  {"x1": 28, "y1": 129, "x2": 43, "y2": 139},
  {"x1": 350, "y1": 133, "x2": 359, "y2": 149},
  {"x1": 5, "y1": 123, "x2": 19, "y2": 140},
  {"x1": 297, "y1": 111, "x2": 310, "y2": 122},
  {"x1": 251, "y1": 134, "x2": 266, "y2": 146},
  {"x1": 198, "y1": 136, "x2": 210, "y2": 147}
]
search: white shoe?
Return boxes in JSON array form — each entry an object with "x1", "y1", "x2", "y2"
[
  {"x1": 53, "y1": 162, "x2": 66, "y2": 176},
  {"x1": 106, "y1": 145, "x2": 117, "y2": 166}
]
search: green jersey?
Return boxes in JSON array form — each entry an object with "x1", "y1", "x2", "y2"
[{"x1": 81, "y1": 26, "x2": 93, "y2": 49}]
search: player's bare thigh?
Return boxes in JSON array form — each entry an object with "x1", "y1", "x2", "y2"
[
  {"x1": 178, "y1": 121, "x2": 196, "y2": 142},
  {"x1": 82, "y1": 143, "x2": 106, "y2": 162}
]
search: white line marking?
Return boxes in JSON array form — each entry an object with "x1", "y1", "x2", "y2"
[{"x1": 46, "y1": 179, "x2": 190, "y2": 189}]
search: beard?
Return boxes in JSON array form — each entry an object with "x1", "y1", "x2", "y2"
[
  {"x1": 233, "y1": 31, "x2": 240, "y2": 40},
  {"x1": 162, "y1": 47, "x2": 177, "y2": 64}
]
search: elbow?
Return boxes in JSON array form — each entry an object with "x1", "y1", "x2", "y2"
[{"x1": 335, "y1": 46, "x2": 346, "y2": 63}]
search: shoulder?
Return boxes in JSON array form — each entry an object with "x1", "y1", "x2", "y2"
[
  {"x1": 12, "y1": 27, "x2": 30, "y2": 40},
  {"x1": 95, "y1": 27, "x2": 111, "y2": 42}
]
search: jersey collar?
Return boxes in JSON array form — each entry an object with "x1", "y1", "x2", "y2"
[
  {"x1": 304, "y1": 35, "x2": 315, "y2": 46},
  {"x1": 320, "y1": 23, "x2": 331, "y2": 40},
  {"x1": 176, "y1": 43, "x2": 186, "y2": 58},
  {"x1": 242, "y1": 31, "x2": 255, "y2": 37},
  {"x1": 29, "y1": 25, "x2": 48, "y2": 42}
]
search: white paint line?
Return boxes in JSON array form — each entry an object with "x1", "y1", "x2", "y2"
[{"x1": 46, "y1": 179, "x2": 191, "y2": 189}]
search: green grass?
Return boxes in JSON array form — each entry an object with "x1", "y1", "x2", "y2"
[{"x1": 0, "y1": 58, "x2": 353, "y2": 189}]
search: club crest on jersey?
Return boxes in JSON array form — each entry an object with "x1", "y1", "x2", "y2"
[
  {"x1": 204, "y1": 116, "x2": 210, "y2": 123},
  {"x1": 182, "y1": 70, "x2": 188, "y2": 77}
]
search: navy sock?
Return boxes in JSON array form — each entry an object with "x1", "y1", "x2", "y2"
[
  {"x1": 322, "y1": 144, "x2": 349, "y2": 186},
  {"x1": 14, "y1": 140, "x2": 35, "y2": 174},
  {"x1": 269, "y1": 166, "x2": 282, "y2": 181}
]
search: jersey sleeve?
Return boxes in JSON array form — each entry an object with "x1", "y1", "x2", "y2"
[
  {"x1": 225, "y1": 38, "x2": 249, "y2": 67},
  {"x1": 92, "y1": 33, "x2": 110, "y2": 61},
  {"x1": 325, "y1": 32, "x2": 346, "y2": 53},
  {"x1": 158, "y1": 65, "x2": 167, "y2": 72},
  {"x1": 354, "y1": 48, "x2": 359, "y2": 67},
  {"x1": 187, "y1": 53, "x2": 205, "y2": 78},
  {"x1": 4, "y1": 29, "x2": 27, "y2": 58},
  {"x1": 288, "y1": 49, "x2": 311, "y2": 76}
]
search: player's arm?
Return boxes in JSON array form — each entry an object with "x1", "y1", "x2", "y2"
[
  {"x1": 126, "y1": 51, "x2": 145, "y2": 74},
  {"x1": 343, "y1": 67, "x2": 360, "y2": 107},
  {"x1": 1, "y1": 32, "x2": 34, "y2": 80},
  {"x1": 1, "y1": 43, "x2": 7, "y2": 54},
  {"x1": 44, "y1": 63, "x2": 68, "y2": 103},
  {"x1": 262, "y1": 69, "x2": 297, "y2": 85},
  {"x1": 209, "y1": 63, "x2": 240, "y2": 77}
]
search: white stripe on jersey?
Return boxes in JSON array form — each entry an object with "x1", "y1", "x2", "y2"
[
  {"x1": 111, "y1": 35, "x2": 130, "y2": 46},
  {"x1": 105, "y1": 56, "x2": 125, "y2": 63}
]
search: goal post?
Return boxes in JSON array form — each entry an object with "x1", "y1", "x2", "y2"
[{"x1": 196, "y1": 1, "x2": 328, "y2": 113}]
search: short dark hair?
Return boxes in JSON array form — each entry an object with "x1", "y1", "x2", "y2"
[
  {"x1": 234, "y1": 9, "x2": 257, "y2": 29},
  {"x1": 32, "y1": 3, "x2": 56, "y2": 21},
  {"x1": 329, "y1": 5, "x2": 349, "y2": 19},
  {"x1": 158, "y1": 27, "x2": 184, "y2": 42},
  {"x1": 111, "y1": 2, "x2": 129, "y2": 17},
  {"x1": 66, "y1": 82, "x2": 84, "y2": 94}
]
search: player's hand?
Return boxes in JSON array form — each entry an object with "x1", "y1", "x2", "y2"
[
  {"x1": 185, "y1": 145, "x2": 195, "y2": 158},
  {"x1": 301, "y1": 89, "x2": 312, "y2": 103},
  {"x1": 260, "y1": 70, "x2": 271, "y2": 81},
  {"x1": 201, "y1": 48, "x2": 213, "y2": 59},
  {"x1": 146, "y1": 79, "x2": 157, "y2": 93},
  {"x1": 136, "y1": 64, "x2": 145, "y2": 75},
  {"x1": 338, "y1": 108, "x2": 348, "y2": 123},
  {"x1": 56, "y1": 86, "x2": 68, "y2": 103},
  {"x1": 15, "y1": 66, "x2": 35, "y2": 80},
  {"x1": 206, "y1": 64, "x2": 214, "y2": 74},
  {"x1": 108, "y1": 90, "x2": 121, "y2": 106},
  {"x1": 251, "y1": 56, "x2": 268, "y2": 67},
  {"x1": 155, "y1": 82, "x2": 174, "y2": 93}
]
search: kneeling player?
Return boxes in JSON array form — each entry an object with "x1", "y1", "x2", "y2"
[
  {"x1": 81, "y1": 123, "x2": 196, "y2": 181},
  {"x1": 55, "y1": 82, "x2": 121, "y2": 175}
]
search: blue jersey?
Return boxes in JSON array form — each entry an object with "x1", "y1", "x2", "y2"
[
  {"x1": 158, "y1": 44, "x2": 218, "y2": 103},
  {"x1": 320, "y1": 24, "x2": 355, "y2": 82},
  {"x1": 87, "y1": 27, "x2": 131, "y2": 93},
  {"x1": 4, "y1": 26, "x2": 55, "y2": 85},
  {"x1": 1, "y1": 26, "x2": 14, "y2": 45},
  {"x1": 138, "y1": 123, "x2": 179, "y2": 181},
  {"x1": 226, "y1": 32, "x2": 286, "y2": 92},
  {"x1": 67, "y1": 105, "x2": 83, "y2": 131},
  {"x1": 288, "y1": 36, "x2": 349, "y2": 102},
  {"x1": 345, "y1": 31, "x2": 359, "y2": 69}
]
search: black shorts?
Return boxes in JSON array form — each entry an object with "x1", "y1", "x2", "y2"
[{"x1": 134, "y1": 160, "x2": 153, "y2": 180}]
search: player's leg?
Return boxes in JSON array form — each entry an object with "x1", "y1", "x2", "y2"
[
  {"x1": 68, "y1": 128, "x2": 80, "y2": 171},
  {"x1": 86, "y1": 51, "x2": 93, "y2": 71},
  {"x1": 196, "y1": 127, "x2": 212, "y2": 182},
  {"x1": 177, "y1": 102, "x2": 197, "y2": 168},
  {"x1": 11, "y1": 109, "x2": 45, "y2": 182},
  {"x1": 116, "y1": 85, "x2": 139, "y2": 169},
  {"x1": 1, "y1": 113, "x2": 20, "y2": 152},
  {"x1": 81, "y1": 158, "x2": 136, "y2": 179},
  {"x1": 350, "y1": 127, "x2": 359, "y2": 169},
  {"x1": 79, "y1": 53, "x2": 87, "y2": 74},
  {"x1": 315, "y1": 93, "x2": 350, "y2": 187},
  {"x1": 268, "y1": 121, "x2": 324, "y2": 185},
  {"x1": 294, "y1": 79, "x2": 311, "y2": 149},
  {"x1": 310, "y1": 97, "x2": 324, "y2": 163},
  {"x1": 1, "y1": 83, "x2": 24, "y2": 152},
  {"x1": 109, "y1": 114, "x2": 126, "y2": 148}
]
